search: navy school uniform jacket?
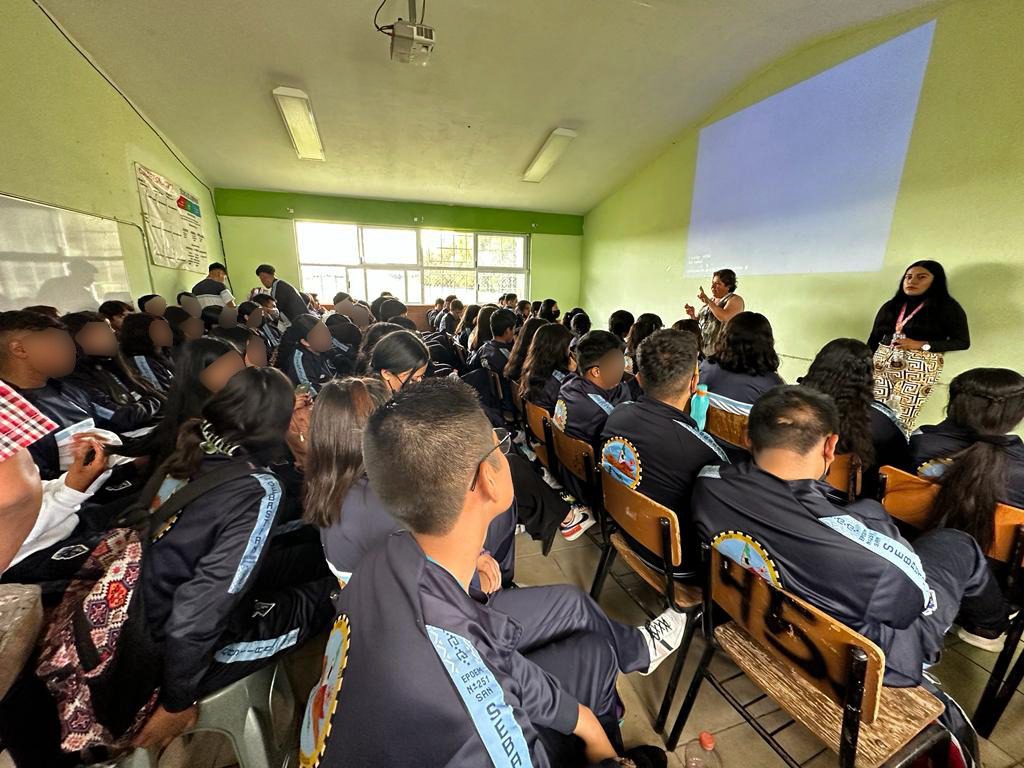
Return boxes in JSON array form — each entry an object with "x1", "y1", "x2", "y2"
[
  {"x1": 63, "y1": 364, "x2": 163, "y2": 434},
  {"x1": 319, "y1": 475, "x2": 518, "y2": 588},
  {"x1": 440, "y1": 311, "x2": 460, "y2": 336},
  {"x1": 317, "y1": 531, "x2": 579, "y2": 768},
  {"x1": 862, "y1": 401, "x2": 911, "y2": 498},
  {"x1": 129, "y1": 353, "x2": 174, "y2": 393},
  {"x1": 270, "y1": 278, "x2": 309, "y2": 324},
  {"x1": 693, "y1": 461, "x2": 933, "y2": 686},
  {"x1": 285, "y1": 347, "x2": 336, "y2": 394},
  {"x1": 553, "y1": 375, "x2": 640, "y2": 449},
  {"x1": 910, "y1": 419, "x2": 1024, "y2": 508},
  {"x1": 600, "y1": 397, "x2": 729, "y2": 577},
  {"x1": 699, "y1": 361, "x2": 784, "y2": 409},
  {"x1": 529, "y1": 369, "x2": 572, "y2": 414},
  {"x1": 142, "y1": 455, "x2": 284, "y2": 711},
  {"x1": 469, "y1": 339, "x2": 514, "y2": 376}
]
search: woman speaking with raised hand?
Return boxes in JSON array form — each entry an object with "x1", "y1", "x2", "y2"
[{"x1": 685, "y1": 268, "x2": 744, "y2": 358}]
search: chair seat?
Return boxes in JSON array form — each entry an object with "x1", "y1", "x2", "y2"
[
  {"x1": 609, "y1": 533, "x2": 702, "y2": 609},
  {"x1": 0, "y1": 584, "x2": 43, "y2": 700},
  {"x1": 714, "y1": 622, "x2": 944, "y2": 768}
]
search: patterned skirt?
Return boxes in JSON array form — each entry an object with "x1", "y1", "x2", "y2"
[{"x1": 872, "y1": 346, "x2": 944, "y2": 430}]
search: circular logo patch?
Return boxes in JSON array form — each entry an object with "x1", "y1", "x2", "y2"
[
  {"x1": 552, "y1": 398, "x2": 568, "y2": 431},
  {"x1": 601, "y1": 437, "x2": 641, "y2": 489},
  {"x1": 300, "y1": 614, "x2": 351, "y2": 767},
  {"x1": 711, "y1": 531, "x2": 782, "y2": 587}
]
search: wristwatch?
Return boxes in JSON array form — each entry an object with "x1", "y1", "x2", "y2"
[{"x1": 921, "y1": 343, "x2": 931, "y2": 352}]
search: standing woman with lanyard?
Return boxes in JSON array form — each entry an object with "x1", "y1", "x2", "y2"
[
  {"x1": 868, "y1": 260, "x2": 970, "y2": 429},
  {"x1": 685, "y1": 268, "x2": 745, "y2": 358}
]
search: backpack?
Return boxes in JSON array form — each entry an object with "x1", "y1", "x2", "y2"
[{"x1": 34, "y1": 460, "x2": 258, "y2": 753}]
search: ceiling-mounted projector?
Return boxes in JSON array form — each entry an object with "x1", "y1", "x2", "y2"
[{"x1": 376, "y1": 0, "x2": 434, "y2": 65}]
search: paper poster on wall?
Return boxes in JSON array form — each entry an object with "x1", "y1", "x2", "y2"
[{"x1": 135, "y1": 163, "x2": 207, "y2": 271}]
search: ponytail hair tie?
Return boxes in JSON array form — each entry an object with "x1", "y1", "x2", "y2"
[
  {"x1": 200, "y1": 420, "x2": 240, "y2": 456},
  {"x1": 970, "y1": 432, "x2": 1017, "y2": 449}
]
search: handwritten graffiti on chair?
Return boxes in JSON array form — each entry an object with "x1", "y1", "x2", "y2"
[{"x1": 711, "y1": 549, "x2": 884, "y2": 723}]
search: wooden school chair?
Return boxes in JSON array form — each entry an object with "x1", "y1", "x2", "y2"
[
  {"x1": 826, "y1": 453, "x2": 863, "y2": 502},
  {"x1": 669, "y1": 548, "x2": 949, "y2": 765},
  {"x1": 704, "y1": 405, "x2": 749, "y2": 450},
  {"x1": 524, "y1": 400, "x2": 556, "y2": 473},
  {"x1": 485, "y1": 369, "x2": 516, "y2": 426},
  {"x1": 876, "y1": 465, "x2": 1024, "y2": 737},
  {"x1": 590, "y1": 468, "x2": 703, "y2": 739},
  {"x1": 549, "y1": 422, "x2": 609, "y2": 568}
]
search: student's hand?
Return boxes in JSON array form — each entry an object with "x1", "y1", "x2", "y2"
[
  {"x1": 131, "y1": 704, "x2": 198, "y2": 749},
  {"x1": 684, "y1": 303, "x2": 697, "y2": 320},
  {"x1": 65, "y1": 437, "x2": 109, "y2": 492},
  {"x1": 893, "y1": 337, "x2": 925, "y2": 351},
  {"x1": 575, "y1": 704, "x2": 617, "y2": 764},
  {"x1": 476, "y1": 553, "x2": 502, "y2": 594}
]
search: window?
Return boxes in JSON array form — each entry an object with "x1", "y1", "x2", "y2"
[{"x1": 295, "y1": 222, "x2": 529, "y2": 308}]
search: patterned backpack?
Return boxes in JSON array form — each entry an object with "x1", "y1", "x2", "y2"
[{"x1": 34, "y1": 461, "x2": 256, "y2": 752}]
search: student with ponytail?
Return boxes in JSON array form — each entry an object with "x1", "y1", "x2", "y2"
[
  {"x1": 368, "y1": 330, "x2": 430, "y2": 393},
  {"x1": 911, "y1": 368, "x2": 1024, "y2": 548},
  {"x1": 135, "y1": 367, "x2": 334, "y2": 749},
  {"x1": 120, "y1": 313, "x2": 175, "y2": 393}
]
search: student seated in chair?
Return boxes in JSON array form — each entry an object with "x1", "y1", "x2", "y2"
[
  {"x1": 553, "y1": 330, "x2": 640, "y2": 449},
  {"x1": 468, "y1": 307, "x2": 517, "y2": 375},
  {"x1": 521, "y1": 323, "x2": 576, "y2": 413},
  {"x1": 307, "y1": 378, "x2": 675, "y2": 768},
  {"x1": 601, "y1": 329, "x2": 728, "y2": 579},
  {"x1": 692, "y1": 385, "x2": 1009, "y2": 767}
]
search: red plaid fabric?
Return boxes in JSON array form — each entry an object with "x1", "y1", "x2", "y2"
[{"x1": 0, "y1": 380, "x2": 57, "y2": 462}]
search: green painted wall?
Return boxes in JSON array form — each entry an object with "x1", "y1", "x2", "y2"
[
  {"x1": 0, "y1": 1, "x2": 222, "y2": 300},
  {"x1": 530, "y1": 234, "x2": 582, "y2": 308},
  {"x1": 581, "y1": 0, "x2": 1024, "y2": 427}
]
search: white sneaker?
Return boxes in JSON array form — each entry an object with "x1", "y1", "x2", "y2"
[
  {"x1": 514, "y1": 524, "x2": 527, "y2": 536},
  {"x1": 957, "y1": 627, "x2": 1007, "y2": 653},
  {"x1": 560, "y1": 506, "x2": 596, "y2": 541},
  {"x1": 640, "y1": 610, "x2": 688, "y2": 675}
]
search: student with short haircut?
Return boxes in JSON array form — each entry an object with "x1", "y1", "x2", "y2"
[
  {"x1": 439, "y1": 298, "x2": 465, "y2": 336},
  {"x1": 601, "y1": 330, "x2": 728, "y2": 577},
  {"x1": 250, "y1": 294, "x2": 284, "y2": 348},
  {"x1": 324, "y1": 314, "x2": 362, "y2": 375},
  {"x1": 504, "y1": 292, "x2": 518, "y2": 309},
  {"x1": 426, "y1": 297, "x2": 445, "y2": 328},
  {"x1": 137, "y1": 293, "x2": 167, "y2": 317},
  {"x1": 98, "y1": 300, "x2": 133, "y2": 332},
  {"x1": 607, "y1": 309, "x2": 635, "y2": 343},
  {"x1": 554, "y1": 330, "x2": 638, "y2": 448},
  {"x1": 693, "y1": 385, "x2": 1007, "y2": 767},
  {"x1": 515, "y1": 298, "x2": 532, "y2": 328},
  {"x1": 521, "y1": 323, "x2": 576, "y2": 412},
  {"x1": 469, "y1": 307, "x2": 517, "y2": 375},
  {"x1": 61, "y1": 311, "x2": 164, "y2": 432},
  {"x1": 432, "y1": 293, "x2": 459, "y2": 331},
  {"x1": 275, "y1": 314, "x2": 336, "y2": 394},
  {"x1": 135, "y1": 367, "x2": 335, "y2": 749},
  {"x1": 175, "y1": 291, "x2": 201, "y2": 318},
  {"x1": 310, "y1": 378, "x2": 674, "y2": 768},
  {"x1": 164, "y1": 306, "x2": 204, "y2": 346},
  {"x1": 255, "y1": 264, "x2": 307, "y2": 324},
  {"x1": 191, "y1": 262, "x2": 235, "y2": 309},
  {"x1": 121, "y1": 313, "x2": 175, "y2": 393}
]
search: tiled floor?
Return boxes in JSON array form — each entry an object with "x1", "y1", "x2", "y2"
[{"x1": 515, "y1": 529, "x2": 1024, "y2": 767}]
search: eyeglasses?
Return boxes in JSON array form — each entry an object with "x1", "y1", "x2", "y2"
[{"x1": 469, "y1": 428, "x2": 512, "y2": 491}]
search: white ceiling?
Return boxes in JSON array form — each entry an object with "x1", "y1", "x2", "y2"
[{"x1": 41, "y1": 0, "x2": 939, "y2": 214}]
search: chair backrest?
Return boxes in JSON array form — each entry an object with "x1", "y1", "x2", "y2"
[
  {"x1": 486, "y1": 369, "x2": 504, "y2": 404},
  {"x1": 524, "y1": 400, "x2": 550, "y2": 445},
  {"x1": 550, "y1": 423, "x2": 595, "y2": 484},
  {"x1": 601, "y1": 469, "x2": 682, "y2": 567},
  {"x1": 705, "y1": 406, "x2": 749, "y2": 448},
  {"x1": 879, "y1": 465, "x2": 1024, "y2": 564},
  {"x1": 825, "y1": 454, "x2": 862, "y2": 501},
  {"x1": 710, "y1": 548, "x2": 884, "y2": 723}
]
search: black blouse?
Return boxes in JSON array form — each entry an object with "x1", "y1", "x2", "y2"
[{"x1": 867, "y1": 297, "x2": 970, "y2": 354}]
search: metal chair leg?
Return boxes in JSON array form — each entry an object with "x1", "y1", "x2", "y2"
[
  {"x1": 589, "y1": 545, "x2": 617, "y2": 599},
  {"x1": 666, "y1": 640, "x2": 715, "y2": 751},
  {"x1": 654, "y1": 608, "x2": 699, "y2": 732}
]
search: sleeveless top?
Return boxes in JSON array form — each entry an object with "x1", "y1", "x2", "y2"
[{"x1": 698, "y1": 293, "x2": 735, "y2": 358}]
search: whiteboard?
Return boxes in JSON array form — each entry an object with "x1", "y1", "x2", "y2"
[{"x1": 0, "y1": 194, "x2": 133, "y2": 313}]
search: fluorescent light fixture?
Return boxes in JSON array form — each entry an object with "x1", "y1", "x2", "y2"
[
  {"x1": 523, "y1": 127, "x2": 577, "y2": 183},
  {"x1": 272, "y1": 86, "x2": 325, "y2": 161}
]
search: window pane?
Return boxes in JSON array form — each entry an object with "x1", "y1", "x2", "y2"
[
  {"x1": 406, "y1": 270, "x2": 423, "y2": 304},
  {"x1": 366, "y1": 268, "x2": 411, "y2": 303},
  {"x1": 423, "y1": 269, "x2": 475, "y2": 303},
  {"x1": 477, "y1": 235, "x2": 525, "y2": 268},
  {"x1": 295, "y1": 221, "x2": 359, "y2": 266},
  {"x1": 422, "y1": 230, "x2": 474, "y2": 268},
  {"x1": 362, "y1": 227, "x2": 417, "y2": 265},
  {"x1": 300, "y1": 265, "x2": 350, "y2": 303},
  {"x1": 476, "y1": 272, "x2": 526, "y2": 305}
]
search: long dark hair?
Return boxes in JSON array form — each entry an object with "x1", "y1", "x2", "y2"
[
  {"x1": 163, "y1": 306, "x2": 194, "y2": 347},
  {"x1": 272, "y1": 314, "x2": 320, "y2": 369},
  {"x1": 162, "y1": 367, "x2": 294, "y2": 479},
  {"x1": 470, "y1": 306, "x2": 497, "y2": 351},
  {"x1": 456, "y1": 304, "x2": 481, "y2": 337},
  {"x1": 61, "y1": 311, "x2": 162, "y2": 404},
  {"x1": 120, "y1": 313, "x2": 170, "y2": 358},
  {"x1": 711, "y1": 311, "x2": 780, "y2": 376},
  {"x1": 800, "y1": 339, "x2": 875, "y2": 466},
  {"x1": 889, "y1": 260, "x2": 951, "y2": 305},
  {"x1": 538, "y1": 298, "x2": 559, "y2": 322},
  {"x1": 506, "y1": 317, "x2": 547, "y2": 383},
  {"x1": 354, "y1": 322, "x2": 402, "y2": 374},
  {"x1": 370, "y1": 330, "x2": 429, "y2": 376},
  {"x1": 932, "y1": 368, "x2": 1024, "y2": 552},
  {"x1": 303, "y1": 378, "x2": 390, "y2": 527},
  {"x1": 117, "y1": 338, "x2": 241, "y2": 466},
  {"x1": 522, "y1": 323, "x2": 574, "y2": 401},
  {"x1": 626, "y1": 313, "x2": 664, "y2": 358}
]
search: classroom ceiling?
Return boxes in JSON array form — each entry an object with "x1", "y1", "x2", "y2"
[{"x1": 41, "y1": 0, "x2": 939, "y2": 215}]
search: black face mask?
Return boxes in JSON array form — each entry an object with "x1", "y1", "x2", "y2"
[{"x1": 552, "y1": 310, "x2": 560, "y2": 320}]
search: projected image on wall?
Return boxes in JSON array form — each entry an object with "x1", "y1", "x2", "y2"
[{"x1": 685, "y1": 20, "x2": 936, "y2": 277}]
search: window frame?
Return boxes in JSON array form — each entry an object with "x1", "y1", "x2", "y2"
[{"x1": 293, "y1": 221, "x2": 531, "y2": 305}]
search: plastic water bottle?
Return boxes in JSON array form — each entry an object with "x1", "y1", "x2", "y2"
[
  {"x1": 685, "y1": 731, "x2": 722, "y2": 767},
  {"x1": 690, "y1": 384, "x2": 710, "y2": 431}
]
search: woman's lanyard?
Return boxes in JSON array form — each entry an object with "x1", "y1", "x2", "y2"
[{"x1": 893, "y1": 301, "x2": 925, "y2": 339}]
